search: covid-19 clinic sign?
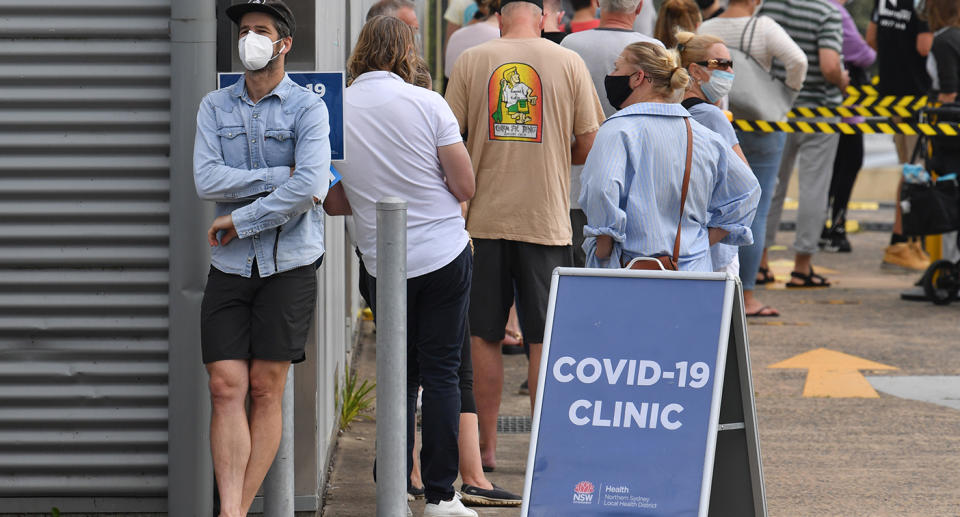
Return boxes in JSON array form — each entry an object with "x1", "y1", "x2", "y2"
[{"x1": 522, "y1": 269, "x2": 736, "y2": 517}]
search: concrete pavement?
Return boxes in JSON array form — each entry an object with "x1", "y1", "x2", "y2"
[{"x1": 322, "y1": 201, "x2": 960, "y2": 516}]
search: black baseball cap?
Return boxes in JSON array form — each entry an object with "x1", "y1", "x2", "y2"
[
  {"x1": 226, "y1": 0, "x2": 296, "y2": 36},
  {"x1": 498, "y1": 0, "x2": 544, "y2": 12}
]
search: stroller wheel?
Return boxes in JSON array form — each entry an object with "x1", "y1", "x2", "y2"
[{"x1": 922, "y1": 259, "x2": 960, "y2": 305}]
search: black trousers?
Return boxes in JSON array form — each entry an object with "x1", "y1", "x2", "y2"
[
  {"x1": 828, "y1": 133, "x2": 865, "y2": 228},
  {"x1": 358, "y1": 251, "x2": 475, "y2": 413},
  {"x1": 365, "y1": 245, "x2": 472, "y2": 504}
]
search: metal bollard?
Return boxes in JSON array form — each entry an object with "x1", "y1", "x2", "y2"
[
  {"x1": 376, "y1": 197, "x2": 408, "y2": 517},
  {"x1": 262, "y1": 368, "x2": 295, "y2": 515}
]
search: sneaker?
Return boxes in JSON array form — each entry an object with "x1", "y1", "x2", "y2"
[
  {"x1": 882, "y1": 242, "x2": 930, "y2": 271},
  {"x1": 461, "y1": 483, "x2": 522, "y2": 506},
  {"x1": 423, "y1": 493, "x2": 478, "y2": 517},
  {"x1": 818, "y1": 226, "x2": 831, "y2": 248},
  {"x1": 823, "y1": 232, "x2": 852, "y2": 253}
]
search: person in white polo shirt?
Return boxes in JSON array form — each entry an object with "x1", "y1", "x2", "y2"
[{"x1": 324, "y1": 15, "x2": 478, "y2": 517}]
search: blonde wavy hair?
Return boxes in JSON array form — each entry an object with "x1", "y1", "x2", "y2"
[
  {"x1": 347, "y1": 15, "x2": 418, "y2": 86},
  {"x1": 675, "y1": 31, "x2": 724, "y2": 68},
  {"x1": 620, "y1": 41, "x2": 690, "y2": 101}
]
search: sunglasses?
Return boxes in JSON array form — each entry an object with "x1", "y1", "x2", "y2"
[{"x1": 696, "y1": 59, "x2": 734, "y2": 70}]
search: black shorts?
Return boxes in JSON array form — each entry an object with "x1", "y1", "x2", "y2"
[
  {"x1": 469, "y1": 239, "x2": 572, "y2": 345},
  {"x1": 200, "y1": 263, "x2": 318, "y2": 364}
]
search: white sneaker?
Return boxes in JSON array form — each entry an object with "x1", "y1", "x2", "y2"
[{"x1": 423, "y1": 492, "x2": 478, "y2": 517}]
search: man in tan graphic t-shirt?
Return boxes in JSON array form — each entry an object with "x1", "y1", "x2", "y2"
[{"x1": 445, "y1": 0, "x2": 604, "y2": 472}]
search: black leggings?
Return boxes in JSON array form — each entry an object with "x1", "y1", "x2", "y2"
[
  {"x1": 828, "y1": 134, "x2": 865, "y2": 228},
  {"x1": 358, "y1": 253, "x2": 476, "y2": 414}
]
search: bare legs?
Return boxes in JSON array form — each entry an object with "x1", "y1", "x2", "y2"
[
  {"x1": 458, "y1": 412, "x2": 494, "y2": 489},
  {"x1": 527, "y1": 343, "x2": 542, "y2": 409},
  {"x1": 209, "y1": 360, "x2": 249, "y2": 517},
  {"x1": 503, "y1": 305, "x2": 522, "y2": 346},
  {"x1": 207, "y1": 359, "x2": 290, "y2": 517},
  {"x1": 471, "y1": 336, "x2": 502, "y2": 469}
]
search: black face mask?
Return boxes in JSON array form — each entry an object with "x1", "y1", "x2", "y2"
[{"x1": 604, "y1": 74, "x2": 634, "y2": 111}]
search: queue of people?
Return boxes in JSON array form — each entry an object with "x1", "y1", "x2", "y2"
[{"x1": 194, "y1": 0, "x2": 957, "y2": 515}]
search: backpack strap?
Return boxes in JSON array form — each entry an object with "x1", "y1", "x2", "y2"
[{"x1": 681, "y1": 97, "x2": 709, "y2": 110}]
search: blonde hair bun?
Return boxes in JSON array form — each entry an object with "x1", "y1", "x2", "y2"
[{"x1": 620, "y1": 42, "x2": 689, "y2": 100}]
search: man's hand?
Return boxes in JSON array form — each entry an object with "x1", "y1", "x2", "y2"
[{"x1": 207, "y1": 214, "x2": 238, "y2": 247}]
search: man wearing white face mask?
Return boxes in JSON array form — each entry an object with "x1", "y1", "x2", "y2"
[{"x1": 193, "y1": 1, "x2": 331, "y2": 516}]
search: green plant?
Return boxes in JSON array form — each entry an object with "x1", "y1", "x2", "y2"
[
  {"x1": 51, "y1": 508, "x2": 60, "y2": 517},
  {"x1": 337, "y1": 368, "x2": 376, "y2": 431}
]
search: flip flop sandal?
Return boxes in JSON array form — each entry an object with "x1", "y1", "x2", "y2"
[
  {"x1": 756, "y1": 266, "x2": 775, "y2": 285},
  {"x1": 785, "y1": 268, "x2": 831, "y2": 288},
  {"x1": 746, "y1": 305, "x2": 780, "y2": 317},
  {"x1": 501, "y1": 331, "x2": 525, "y2": 355}
]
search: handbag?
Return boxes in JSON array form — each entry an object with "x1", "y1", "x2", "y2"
[
  {"x1": 624, "y1": 118, "x2": 693, "y2": 271},
  {"x1": 900, "y1": 178, "x2": 960, "y2": 236},
  {"x1": 900, "y1": 141, "x2": 960, "y2": 235},
  {"x1": 727, "y1": 15, "x2": 799, "y2": 122}
]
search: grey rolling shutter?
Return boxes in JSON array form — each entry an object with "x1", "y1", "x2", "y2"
[{"x1": 0, "y1": 0, "x2": 172, "y2": 503}]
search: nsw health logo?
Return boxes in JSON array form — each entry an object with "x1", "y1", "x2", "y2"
[{"x1": 572, "y1": 481, "x2": 595, "y2": 504}]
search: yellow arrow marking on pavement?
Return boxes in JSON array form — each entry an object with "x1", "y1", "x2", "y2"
[{"x1": 769, "y1": 348, "x2": 898, "y2": 398}]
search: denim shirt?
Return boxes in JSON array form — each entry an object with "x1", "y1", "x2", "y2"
[
  {"x1": 579, "y1": 102, "x2": 759, "y2": 272},
  {"x1": 193, "y1": 74, "x2": 331, "y2": 278}
]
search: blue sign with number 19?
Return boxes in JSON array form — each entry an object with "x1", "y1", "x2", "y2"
[{"x1": 218, "y1": 71, "x2": 345, "y2": 161}]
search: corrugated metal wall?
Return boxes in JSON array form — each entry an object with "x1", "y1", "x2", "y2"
[{"x1": 0, "y1": 0, "x2": 171, "y2": 501}]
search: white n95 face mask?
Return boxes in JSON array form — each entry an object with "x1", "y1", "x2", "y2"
[{"x1": 238, "y1": 31, "x2": 284, "y2": 71}]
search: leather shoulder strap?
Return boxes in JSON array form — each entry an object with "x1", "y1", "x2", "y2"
[{"x1": 673, "y1": 118, "x2": 693, "y2": 266}]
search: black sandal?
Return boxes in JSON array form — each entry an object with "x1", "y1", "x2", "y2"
[
  {"x1": 756, "y1": 266, "x2": 775, "y2": 285},
  {"x1": 786, "y1": 268, "x2": 831, "y2": 288}
]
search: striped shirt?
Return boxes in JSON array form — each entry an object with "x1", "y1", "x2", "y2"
[
  {"x1": 699, "y1": 15, "x2": 809, "y2": 90},
  {"x1": 578, "y1": 103, "x2": 760, "y2": 272},
  {"x1": 760, "y1": 0, "x2": 844, "y2": 107}
]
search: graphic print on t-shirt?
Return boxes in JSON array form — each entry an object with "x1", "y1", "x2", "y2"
[
  {"x1": 876, "y1": 0, "x2": 912, "y2": 31},
  {"x1": 488, "y1": 62, "x2": 542, "y2": 143}
]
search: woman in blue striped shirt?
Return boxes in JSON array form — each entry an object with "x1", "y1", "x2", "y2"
[{"x1": 579, "y1": 41, "x2": 760, "y2": 272}]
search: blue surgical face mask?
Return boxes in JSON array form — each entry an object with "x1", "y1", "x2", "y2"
[{"x1": 700, "y1": 69, "x2": 735, "y2": 104}]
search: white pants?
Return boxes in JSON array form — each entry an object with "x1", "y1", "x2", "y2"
[{"x1": 714, "y1": 254, "x2": 741, "y2": 277}]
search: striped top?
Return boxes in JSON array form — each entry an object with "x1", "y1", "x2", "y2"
[
  {"x1": 699, "y1": 15, "x2": 809, "y2": 90},
  {"x1": 760, "y1": 0, "x2": 844, "y2": 107},
  {"x1": 578, "y1": 103, "x2": 760, "y2": 272}
]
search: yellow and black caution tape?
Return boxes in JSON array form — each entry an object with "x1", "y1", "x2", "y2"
[
  {"x1": 844, "y1": 83, "x2": 883, "y2": 98},
  {"x1": 780, "y1": 78, "x2": 929, "y2": 117},
  {"x1": 843, "y1": 75, "x2": 886, "y2": 97},
  {"x1": 787, "y1": 95, "x2": 928, "y2": 118},
  {"x1": 732, "y1": 119, "x2": 960, "y2": 135}
]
